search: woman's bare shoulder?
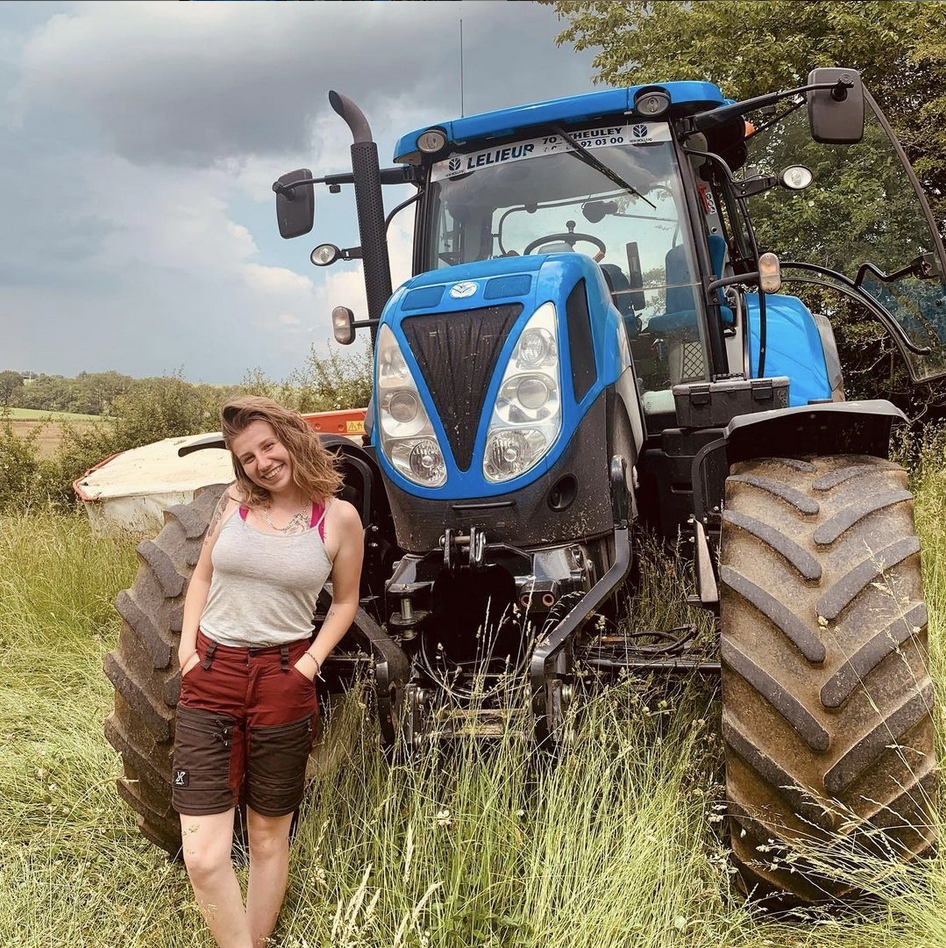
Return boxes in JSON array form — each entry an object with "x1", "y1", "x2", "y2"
[{"x1": 326, "y1": 497, "x2": 362, "y2": 528}]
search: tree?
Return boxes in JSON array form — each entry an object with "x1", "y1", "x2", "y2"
[
  {"x1": 69, "y1": 371, "x2": 135, "y2": 416},
  {"x1": 544, "y1": 1, "x2": 946, "y2": 420},
  {"x1": 0, "y1": 371, "x2": 23, "y2": 406},
  {"x1": 16, "y1": 374, "x2": 72, "y2": 413},
  {"x1": 543, "y1": 1, "x2": 946, "y2": 223}
]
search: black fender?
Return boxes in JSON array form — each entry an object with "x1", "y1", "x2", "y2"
[{"x1": 691, "y1": 399, "x2": 906, "y2": 527}]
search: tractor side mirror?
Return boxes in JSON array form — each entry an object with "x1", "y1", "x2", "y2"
[
  {"x1": 807, "y1": 68, "x2": 864, "y2": 144},
  {"x1": 274, "y1": 168, "x2": 315, "y2": 239}
]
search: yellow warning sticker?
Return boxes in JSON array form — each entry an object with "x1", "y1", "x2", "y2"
[{"x1": 346, "y1": 420, "x2": 365, "y2": 433}]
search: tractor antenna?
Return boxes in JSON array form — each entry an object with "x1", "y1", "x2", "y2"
[{"x1": 460, "y1": 16, "x2": 464, "y2": 118}]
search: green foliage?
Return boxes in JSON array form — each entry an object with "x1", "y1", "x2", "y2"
[
  {"x1": 242, "y1": 342, "x2": 372, "y2": 414},
  {"x1": 9, "y1": 371, "x2": 133, "y2": 415},
  {"x1": 545, "y1": 0, "x2": 946, "y2": 418},
  {"x1": 107, "y1": 373, "x2": 218, "y2": 447},
  {"x1": 0, "y1": 349, "x2": 372, "y2": 513},
  {"x1": 0, "y1": 371, "x2": 23, "y2": 406},
  {"x1": 545, "y1": 1, "x2": 946, "y2": 215},
  {"x1": 0, "y1": 413, "x2": 44, "y2": 511}
]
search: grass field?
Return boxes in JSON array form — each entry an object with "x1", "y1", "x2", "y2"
[
  {"x1": 5, "y1": 408, "x2": 105, "y2": 422},
  {"x1": 0, "y1": 447, "x2": 943, "y2": 947}
]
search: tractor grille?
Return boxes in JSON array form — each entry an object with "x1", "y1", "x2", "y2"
[{"x1": 402, "y1": 304, "x2": 523, "y2": 471}]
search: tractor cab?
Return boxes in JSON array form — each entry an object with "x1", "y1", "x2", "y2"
[
  {"x1": 396, "y1": 73, "x2": 946, "y2": 432},
  {"x1": 404, "y1": 83, "x2": 724, "y2": 433}
]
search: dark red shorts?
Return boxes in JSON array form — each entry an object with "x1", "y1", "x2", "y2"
[{"x1": 172, "y1": 629, "x2": 318, "y2": 817}]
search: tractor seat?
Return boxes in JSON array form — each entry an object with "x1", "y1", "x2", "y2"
[
  {"x1": 600, "y1": 263, "x2": 642, "y2": 336},
  {"x1": 647, "y1": 236, "x2": 734, "y2": 335}
]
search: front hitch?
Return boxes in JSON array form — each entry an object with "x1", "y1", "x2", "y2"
[{"x1": 530, "y1": 456, "x2": 632, "y2": 745}]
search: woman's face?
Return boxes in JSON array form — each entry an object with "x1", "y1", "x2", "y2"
[{"x1": 230, "y1": 420, "x2": 293, "y2": 494}]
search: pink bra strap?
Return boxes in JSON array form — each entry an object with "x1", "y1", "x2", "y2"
[
  {"x1": 239, "y1": 506, "x2": 248, "y2": 521},
  {"x1": 311, "y1": 503, "x2": 325, "y2": 540}
]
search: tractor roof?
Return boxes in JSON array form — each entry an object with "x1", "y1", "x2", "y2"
[{"x1": 394, "y1": 81, "x2": 725, "y2": 163}]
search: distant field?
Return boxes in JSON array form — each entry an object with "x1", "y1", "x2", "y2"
[
  {"x1": 5, "y1": 407, "x2": 105, "y2": 422},
  {"x1": 5, "y1": 409, "x2": 111, "y2": 458}
]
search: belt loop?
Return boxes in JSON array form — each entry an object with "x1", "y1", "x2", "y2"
[
  {"x1": 280, "y1": 645, "x2": 290, "y2": 672},
  {"x1": 201, "y1": 641, "x2": 217, "y2": 670}
]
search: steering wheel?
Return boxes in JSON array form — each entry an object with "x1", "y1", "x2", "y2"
[{"x1": 524, "y1": 220, "x2": 606, "y2": 257}]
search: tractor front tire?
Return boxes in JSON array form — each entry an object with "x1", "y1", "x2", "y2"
[
  {"x1": 719, "y1": 455, "x2": 935, "y2": 904},
  {"x1": 104, "y1": 484, "x2": 228, "y2": 855}
]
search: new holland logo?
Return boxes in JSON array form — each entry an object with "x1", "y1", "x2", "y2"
[
  {"x1": 449, "y1": 282, "x2": 477, "y2": 299},
  {"x1": 632, "y1": 124, "x2": 649, "y2": 139},
  {"x1": 448, "y1": 157, "x2": 462, "y2": 173}
]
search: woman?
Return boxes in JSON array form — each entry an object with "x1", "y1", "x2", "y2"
[{"x1": 172, "y1": 395, "x2": 363, "y2": 948}]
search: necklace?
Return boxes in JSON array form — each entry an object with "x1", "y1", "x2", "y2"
[{"x1": 260, "y1": 505, "x2": 309, "y2": 534}]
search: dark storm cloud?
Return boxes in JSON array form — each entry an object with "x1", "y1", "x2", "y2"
[
  {"x1": 0, "y1": 1, "x2": 602, "y2": 382},
  {"x1": 13, "y1": 2, "x2": 595, "y2": 168}
]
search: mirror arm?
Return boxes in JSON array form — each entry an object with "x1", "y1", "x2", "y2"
[
  {"x1": 273, "y1": 173, "x2": 348, "y2": 198},
  {"x1": 385, "y1": 190, "x2": 422, "y2": 232},
  {"x1": 707, "y1": 272, "x2": 760, "y2": 294},
  {"x1": 687, "y1": 79, "x2": 854, "y2": 135},
  {"x1": 684, "y1": 145, "x2": 783, "y2": 198},
  {"x1": 273, "y1": 165, "x2": 415, "y2": 198},
  {"x1": 731, "y1": 176, "x2": 778, "y2": 198},
  {"x1": 854, "y1": 255, "x2": 935, "y2": 289}
]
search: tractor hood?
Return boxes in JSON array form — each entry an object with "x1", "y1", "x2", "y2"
[{"x1": 371, "y1": 253, "x2": 627, "y2": 500}]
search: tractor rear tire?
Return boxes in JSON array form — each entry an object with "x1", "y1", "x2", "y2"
[
  {"x1": 104, "y1": 484, "x2": 229, "y2": 855},
  {"x1": 719, "y1": 455, "x2": 935, "y2": 905}
]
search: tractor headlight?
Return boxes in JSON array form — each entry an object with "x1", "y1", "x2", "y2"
[
  {"x1": 483, "y1": 302, "x2": 562, "y2": 483},
  {"x1": 376, "y1": 324, "x2": 447, "y2": 487},
  {"x1": 517, "y1": 327, "x2": 555, "y2": 367}
]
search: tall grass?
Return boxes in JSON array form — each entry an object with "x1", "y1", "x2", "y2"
[{"x1": 0, "y1": 438, "x2": 944, "y2": 946}]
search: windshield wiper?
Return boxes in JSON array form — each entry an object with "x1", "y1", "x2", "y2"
[{"x1": 553, "y1": 126, "x2": 656, "y2": 210}]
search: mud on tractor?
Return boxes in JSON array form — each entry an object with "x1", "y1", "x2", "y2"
[{"x1": 106, "y1": 69, "x2": 946, "y2": 904}]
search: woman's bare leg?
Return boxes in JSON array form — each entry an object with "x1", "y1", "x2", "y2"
[
  {"x1": 180, "y1": 809, "x2": 253, "y2": 948},
  {"x1": 245, "y1": 807, "x2": 294, "y2": 947}
]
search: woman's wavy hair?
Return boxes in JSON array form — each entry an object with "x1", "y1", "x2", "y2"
[{"x1": 220, "y1": 396, "x2": 343, "y2": 507}]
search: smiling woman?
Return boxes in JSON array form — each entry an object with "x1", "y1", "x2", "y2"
[{"x1": 171, "y1": 395, "x2": 365, "y2": 948}]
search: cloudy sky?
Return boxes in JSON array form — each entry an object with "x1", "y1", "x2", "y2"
[{"x1": 0, "y1": 1, "x2": 599, "y2": 384}]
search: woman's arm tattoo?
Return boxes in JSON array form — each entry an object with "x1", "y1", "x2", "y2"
[{"x1": 204, "y1": 491, "x2": 234, "y2": 545}]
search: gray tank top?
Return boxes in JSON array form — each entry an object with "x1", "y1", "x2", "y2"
[{"x1": 200, "y1": 506, "x2": 333, "y2": 648}]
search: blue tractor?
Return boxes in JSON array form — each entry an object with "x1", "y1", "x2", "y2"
[{"x1": 109, "y1": 70, "x2": 945, "y2": 903}]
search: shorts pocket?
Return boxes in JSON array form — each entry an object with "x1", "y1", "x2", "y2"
[
  {"x1": 171, "y1": 705, "x2": 238, "y2": 815},
  {"x1": 246, "y1": 714, "x2": 314, "y2": 816},
  {"x1": 289, "y1": 665, "x2": 315, "y2": 689}
]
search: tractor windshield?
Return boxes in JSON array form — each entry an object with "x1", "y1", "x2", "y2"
[
  {"x1": 741, "y1": 93, "x2": 946, "y2": 383},
  {"x1": 426, "y1": 123, "x2": 712, "y2": 409}
]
